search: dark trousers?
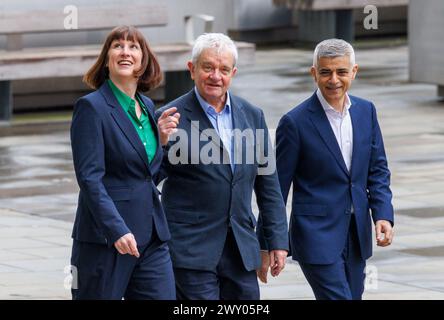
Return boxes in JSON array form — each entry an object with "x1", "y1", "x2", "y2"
[
  {"x1": 299, "y1": 217, "x2": 366, "y2": 300},
  {"x1": 174, "y1": 229, "x2": 259, "y2": 300},
  {"x1": 71, "y1": 233, "x2": 176, "y2": 300}
]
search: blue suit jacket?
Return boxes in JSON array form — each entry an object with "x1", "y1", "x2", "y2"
[
  {"x1": 70, "y1": 82, "x2": 170, "y2": 247},
  {"x1": 276, "y1": 92, "x2": 394, "y2": 264},
  {"x1": 155, "y1": 90, "x2": 289, "y2": 272}
]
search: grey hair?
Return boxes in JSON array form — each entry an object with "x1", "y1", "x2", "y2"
[
  {"x1": 191, "y1": 33, "x2": 238, "y2": 67},
  {"x1": 313, "y1": 38, "x2": 355, "y2": 67}
]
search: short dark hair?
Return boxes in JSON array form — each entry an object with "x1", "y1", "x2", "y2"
[{"x1": 83, "y1": 25, "x2": 162, "y2": 92}]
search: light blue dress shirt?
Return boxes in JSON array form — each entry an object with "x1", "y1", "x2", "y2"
[{"x1": 194, "y1": 87, "x2": 234, "y2": 172}]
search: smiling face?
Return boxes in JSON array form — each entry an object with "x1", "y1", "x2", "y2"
[
  {"x1": 311, "y1": 55, "x2": 358, "y2": 110},
  {"x1": 188, "y1": 48, "x2": 237, "y2": 111},
  {"x1": 107, "y1": 38, "x2": 142, "y2": 84}
]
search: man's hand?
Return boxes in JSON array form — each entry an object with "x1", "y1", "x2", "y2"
[
  {"x1": 375, "y1": 220, "x2": 394, "y2": 247},
  {"x1": 269, "y1": 249, "x2": 287, "y2": 277},
  {"x1": 158, "y1": 107, "x2": 180, "y2": 146},
  {"x1": 256, "y1": 251, "x2": 270, "y2": 283},
  {"x1": 114, "y1": 233, "x2": 140, "y2": 258}
]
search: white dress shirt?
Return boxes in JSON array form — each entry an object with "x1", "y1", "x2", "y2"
[{"x1": 316, "y1": 89, "x2": 353, "y2": 172}]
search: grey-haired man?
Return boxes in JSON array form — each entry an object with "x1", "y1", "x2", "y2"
[
  {"x1": 156, "y1": 33, "x2": 289, "y2": 300},
  {"x1": 275, "y1": 39, "x2": 394, "y2": 300}
]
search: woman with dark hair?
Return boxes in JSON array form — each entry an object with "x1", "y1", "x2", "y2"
[{"x1": 70, "y1": 25, "x2": 176, "y2": 300}]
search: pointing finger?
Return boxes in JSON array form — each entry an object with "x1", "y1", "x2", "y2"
[{"x1": 159, "y1": 107, "x2": 178, "y2": 119}]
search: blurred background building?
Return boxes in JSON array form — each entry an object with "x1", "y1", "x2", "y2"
[{"x1": 3, "y1": 0, "x2": 442, "y2": 119}]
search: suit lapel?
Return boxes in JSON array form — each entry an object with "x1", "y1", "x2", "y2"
[
  {"x1": 139, "y1": 94, "x2": 163, "y2": 170},
  {"x1": 231, "y1": 96, "x2": 250, "y2": 180},
  {"x1": 100, "y1": 83, "x2": 151, "y2": 173},
  {"x1": 184, "y1": 91, "x2": 224, "y2": 149},
  {"x1": 184, "y1": 90, "x2": 232, "y2": 181},
  {"x1": 349, "y1": 97, "x2": 363, "y2": 177},
  {"x1": 309, "y1": 93, "x2": 349, "y2": 176}
]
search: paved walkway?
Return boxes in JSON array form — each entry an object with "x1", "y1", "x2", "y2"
[{"x1": 1, "y1": 44, "x2": 444, "y2": 299}]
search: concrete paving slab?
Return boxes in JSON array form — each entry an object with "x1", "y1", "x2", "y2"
[
  {"x1": 0, "y1": 226, "x2": 70, "y2": 239},
  {"x1": 25, "y1": 236, "x2": 72, "y2": 247},
  {"x1": 0, "y1": 238, "x2": 63, "y2": 250},
  {"x1": 2, "y1": 258, "x2": 69, "y2": 273},
  {"x1": 0, "y1": 249, "x2": 45, "y2": 261},
  {"x1": 9, "y1": 247, "x2": 72, "y2": 260},
  {"x1": 0, "y1": 264, "x2": 29, "y2": 273}
]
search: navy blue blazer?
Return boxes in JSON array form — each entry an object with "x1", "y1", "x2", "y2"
[
  {"x1": 276, "y1": 92, "x2": 394, "y2": 264},
  {"x1": 70, "y1": 82, "x2": 170, "y2": 247},
  {"x1": 155, "y1": 90, "x2": 289, "y2": 272}
]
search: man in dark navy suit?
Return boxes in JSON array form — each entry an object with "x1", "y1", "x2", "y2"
[
  {"x1": 156, "y1": 33, "x2": 289, "y2": 300},
  {"x1": 276, "y1": 39, "x2": 394, "y2": 300}
]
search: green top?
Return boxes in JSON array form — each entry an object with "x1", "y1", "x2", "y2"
[{"x1": 107, "y1": 79, "x2": 157, "y2": 163}]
